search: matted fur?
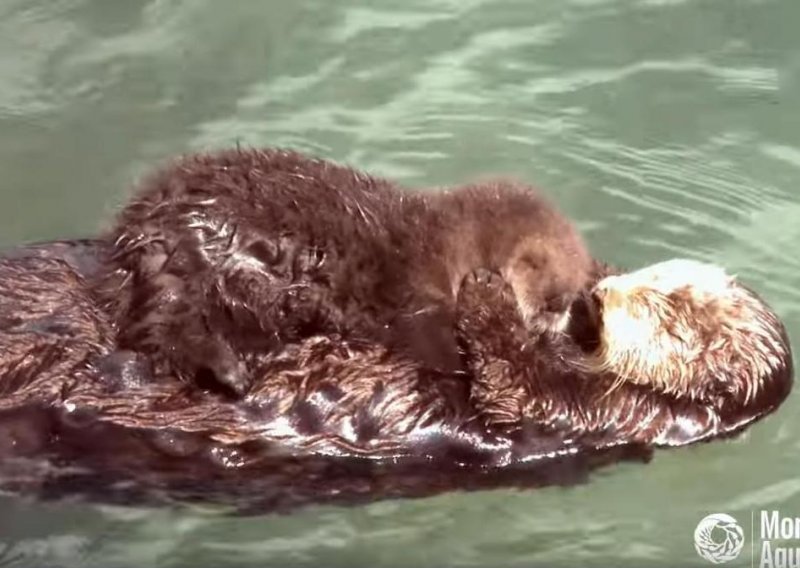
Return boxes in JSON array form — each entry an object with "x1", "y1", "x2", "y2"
[
  {"x1": 94, "y1": 148, "x2": 593, "y2": 395},
  {"x1": 0, "y1": 242, "x2": 791, "y2": 512}
]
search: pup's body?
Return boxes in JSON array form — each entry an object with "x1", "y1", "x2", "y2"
[{"x1": 96, "y1": 148, "x2": 592, "y2": 394}]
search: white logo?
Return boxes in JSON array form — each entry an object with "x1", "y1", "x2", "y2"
[{"x1": 694, "y1": 513, "x2": 745, "y2": 564}]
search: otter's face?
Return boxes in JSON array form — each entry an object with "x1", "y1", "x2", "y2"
[{"x1": 591, "y1": 259, "x2": 789, "y2": 400}]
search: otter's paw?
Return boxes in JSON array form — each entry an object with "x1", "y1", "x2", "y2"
[
  {"x1": 455, "y1": 269, "x2": 528, "y2": 358},
  {"x1": 170, "y1": 333, "x2": 251, "y2": 398},
  {"x1": 456, "y1": 269, "x2": 524, "y2": 328},
  {"x1": 198, "y1": 354, "x2": 251, "y2": 398}
]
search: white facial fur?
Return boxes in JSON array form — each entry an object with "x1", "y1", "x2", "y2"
[
  {"x1": 591, "y1": 258, "x2": 787, "y2": 400},
  {"x1": 596, "y1": 258, "x2": 733, "y2": 298}
]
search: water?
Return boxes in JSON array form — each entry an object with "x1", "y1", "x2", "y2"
[{"x1": 0, "y1": 0, "x2": 798, "y2": 566}]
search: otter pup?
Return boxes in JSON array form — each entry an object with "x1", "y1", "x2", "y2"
[{"x1": 96, "y1": 148, "x2": 592, "y2": 395}]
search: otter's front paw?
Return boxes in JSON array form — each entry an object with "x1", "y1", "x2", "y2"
[
  {"x1": 456, "y1": 269, "x2": 524, "y2": 330},
  {"x1": 456, "y1": 269, "x2": 528, "y2": 358},
  {"x1": 176, "y1": 335, "x2": 251, "y2": 398},
  {"x1": 200, "y1": 356, "x2": 251, "y2": 398}
]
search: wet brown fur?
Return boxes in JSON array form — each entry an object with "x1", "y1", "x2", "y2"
[
  {"x1": 95, "y1": 148, "x2": 593, "y2": 395},
  {"x1": 0, "y1": 241, "x2": 791, "y2": 511},
  {"x1": 0, "y1": 253, "x2": 113, "y2": 410}
]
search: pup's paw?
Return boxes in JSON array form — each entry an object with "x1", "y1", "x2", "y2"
[{"x1": 456, "y1": 269, "x2": 526, "y2": 355}]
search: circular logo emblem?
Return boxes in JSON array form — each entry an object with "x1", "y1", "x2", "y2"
[{"x1": 694, "y1": 513, "x2": 745, "y2": 564}]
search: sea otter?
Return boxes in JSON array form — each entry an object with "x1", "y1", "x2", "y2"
[
  {"x1": 95, "y1": 148, "x2": 593, "y2": 395},
  {"x1": 0, "y1": 240, "x2": 791, "y2": 512}
]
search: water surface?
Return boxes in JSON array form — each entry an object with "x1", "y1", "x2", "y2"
[{"x1": 0, "y1": 0, "x2": 799, "y2": 566}]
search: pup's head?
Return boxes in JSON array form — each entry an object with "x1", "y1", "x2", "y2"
[
  {"x1": 590, "y1": 259, "x2": 790, "y2": 402},
  {"x1": 504, "y1": 233, "x2": 594, "y2": 336}
]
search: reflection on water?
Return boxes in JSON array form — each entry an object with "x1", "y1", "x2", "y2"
[{"x1": 0, "y1": 0, "x2": 799, "y2": 566}]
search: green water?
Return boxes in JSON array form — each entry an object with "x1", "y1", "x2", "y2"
[{"x1": 0, "y1": 0, "x2": 799, "y2": 566}]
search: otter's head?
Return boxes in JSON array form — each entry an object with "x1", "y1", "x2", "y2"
[{"x1": 590, "y1": 259, "x2": 791, "y2": 403}]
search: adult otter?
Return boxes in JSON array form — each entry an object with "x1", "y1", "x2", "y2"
[
  {"x1": 95, "y1": 148, "x2": 593, "y2": 395},
  {"x1": 0, "y1": 241, "x2": 791, "y2": 512}
]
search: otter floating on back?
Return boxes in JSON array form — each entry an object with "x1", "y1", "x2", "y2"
[
  {"x1": 95, "y1": 148, "x2": 593, "y2": 396},
  {"x1": 0, "y1": 237, "x2": 791, "y2": 512}
]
